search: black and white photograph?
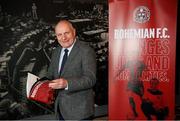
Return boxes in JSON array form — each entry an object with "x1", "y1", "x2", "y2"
[{"x1": 0, "y1": 0, "x2": 108, "y2": 120}]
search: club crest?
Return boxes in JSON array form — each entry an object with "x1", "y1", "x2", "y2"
[{"x1": 133, "y1": 6, "x2": 150, "y2": 23}]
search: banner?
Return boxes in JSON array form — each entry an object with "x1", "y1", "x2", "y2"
[{"x1": 109, "y1": 0, "x2": 177, "y2": 120}]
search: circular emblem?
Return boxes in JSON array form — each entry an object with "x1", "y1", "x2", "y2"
[{"x1": 133, "y1": 6, "x2": 150, "y2": 23}]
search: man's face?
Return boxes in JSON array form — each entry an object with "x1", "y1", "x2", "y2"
[{"x1": 55, "y1": 21, "x2": 76, "y2": 48}]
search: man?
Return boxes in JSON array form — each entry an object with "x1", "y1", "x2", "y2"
[
  {"x1": 115, "y1": 59, "x2": 146, "y2": 119},
  {"x1": 32, "y1": 3, "x2": 38, "y2": 20},
  {"x1": 141, "y1": 78, "x2": 169, "y2": 120},
  {"x1": 48, "y1": 20, "x2": 96, "y2": 120}
]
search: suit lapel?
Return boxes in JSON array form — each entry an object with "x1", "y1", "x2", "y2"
[{"x1": 55, "y1": 47, "x2": 62, "y2": 78}]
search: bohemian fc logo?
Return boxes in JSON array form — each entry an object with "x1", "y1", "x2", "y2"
[{"x1": 133, "y1": 6, "x2": 150, "y2": 23}]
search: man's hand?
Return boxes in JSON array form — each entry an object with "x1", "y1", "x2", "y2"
[{"x1": 48, "y1": 78, "x2": 68, "y2": 89}]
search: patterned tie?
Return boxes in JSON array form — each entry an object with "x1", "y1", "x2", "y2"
[{"x1": 59, "y1": 49, "x2": 69, "y2": 75}]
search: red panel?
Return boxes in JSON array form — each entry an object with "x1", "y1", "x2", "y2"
[{"x1": 109, "y1": 0, "x2": 177, "y2": 120}]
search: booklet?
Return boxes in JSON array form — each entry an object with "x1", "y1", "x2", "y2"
[
  {"x1": 26, "y1": 72, "x2": 40, "y2": 98},
  {"x1": 26, "y1": 72, "x2": 54, "y2": 104}
]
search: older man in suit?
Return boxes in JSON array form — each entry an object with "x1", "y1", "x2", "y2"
[{"x1": 48, "y1": 20, "x2": 96, "y2": 120}]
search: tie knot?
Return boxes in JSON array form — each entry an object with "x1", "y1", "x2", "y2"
[{"x1": 64, "y1": 49, "x2": 69, "y2": 53}]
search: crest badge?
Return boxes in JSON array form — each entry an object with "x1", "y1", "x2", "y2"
[{"x1": 133, "y1": 6, "x2": 150, "y2": 23}]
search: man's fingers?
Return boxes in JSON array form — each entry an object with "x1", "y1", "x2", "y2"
[
  {"x1": 51, "y1": 79, "x2": 59, "y2": 83},
  {"x1": 48, "y1": 79, "x2": 66, "y2": 89}
]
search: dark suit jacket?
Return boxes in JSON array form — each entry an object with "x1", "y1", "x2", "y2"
[{"x1": 47, "y1": 39, "x2": 96, "y2": 120}]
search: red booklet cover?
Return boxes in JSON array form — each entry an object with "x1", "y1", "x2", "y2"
[{"x1": 26, "y1": 73, "x2": 54, "y2": 104}]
